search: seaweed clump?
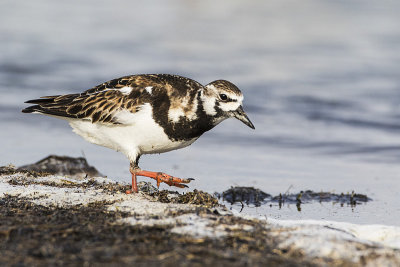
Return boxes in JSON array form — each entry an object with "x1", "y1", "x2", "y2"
[
  {"x1": 0, "y1": 195, "x2": 315, "y2": 267},
  {"x1": 218, "y1": 187, "x2": 371, "y2": 210},
  {"x1": 217, "y1": 186, "x2": 272, "y2": 207},
  {"x1": 153, "y1": 189, "x2": 219, "y2": 208},
  {"x1": 272, "y1": 190, "x2": 371, "y2": 207},
  {"x1": 0, "y1": 165, "x2": 51, "y2": 177}
]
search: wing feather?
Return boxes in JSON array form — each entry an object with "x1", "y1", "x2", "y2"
[
  {"x1": 23, "y1": 74, "x2": 204, "y2": 124},
  {"x1": 23, "y1": 79, "x2": 148, "y2": 124}
]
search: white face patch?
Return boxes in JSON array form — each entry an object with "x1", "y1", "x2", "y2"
[
  {"x1": 219, "y1": 101, "x2": 241, "y2": 112},
  {"x1": 219, "y1": 92, "x2": 243, "y2": 112},
  {"x1": 236, "y1": 94, "x2": 244, "y2": 103},
  {"x1": 202, "y1": 96, "x2": 217, "y2": 116},
  {"x1": 201, "y1": 86, "x2": 217, "y2": 116},
  {"x1": 145, "y1": 86, "x2": 153, "y2": 95},
  {"x1": 202, "y1": 85, "x2": 244, "y2": 115}
]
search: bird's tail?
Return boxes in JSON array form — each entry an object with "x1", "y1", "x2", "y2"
[{"x1": 22, "y1": 95, "x2": 77, "y2": 118}]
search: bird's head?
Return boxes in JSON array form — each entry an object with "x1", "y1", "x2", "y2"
[{"x1": 201, "y1": 80, "x2": 255, "y2": 129}]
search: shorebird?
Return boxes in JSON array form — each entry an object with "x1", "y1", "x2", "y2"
[{"x1": 23, "y1": 74, "x2": 255, "y2": 193}]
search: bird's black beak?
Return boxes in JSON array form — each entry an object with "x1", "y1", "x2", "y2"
[{"x1": 233, "y1": 106, "x2": 255, "y2": 129}]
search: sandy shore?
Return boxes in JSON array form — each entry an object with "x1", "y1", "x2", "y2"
[{"x1": 1, "y1": 167, "x2": 399, "y2": 266}]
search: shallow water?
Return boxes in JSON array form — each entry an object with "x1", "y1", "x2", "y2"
[{"x1": 1, "y1": 1, "x2": 400, "y2": 225}]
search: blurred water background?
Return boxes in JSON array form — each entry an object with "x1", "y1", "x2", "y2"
[{"x1": 1, "y1": 0, "x2": 399, "y2": 225}]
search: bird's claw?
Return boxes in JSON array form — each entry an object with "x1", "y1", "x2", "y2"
[
  {"x1": 154, "y1": 173, "x2": 193, "y2": 189},
  {"x1": 134, "y1": 170, "x2": 194, "y2": 190},
  {"x1": 168, "y1": 183, "x2": 189, "y2": 189}
]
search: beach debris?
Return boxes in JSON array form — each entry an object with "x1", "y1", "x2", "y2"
[
  {"x1": 216, "y1": 186, "x2": 271, "y2": 207},
  {"x1": 18, "y1": 155, "x2": 103, "y2": 179},
  {"x1": 218, "y1": 187, "x2": 371, "y2": 208},
  {"x1": 153, "y1": 189, "x2": 219, "y2": 208},
  {"x1": 0, "y1": 172, "x2": 398, "y2": 266}
]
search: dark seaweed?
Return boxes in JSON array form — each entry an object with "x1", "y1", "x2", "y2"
[
  {"x1": 219, "y1": 187, "x2": 371, "y2": 208},
  {"x1": 0, "y1": 195, "x2": 318, "y2": 267}
]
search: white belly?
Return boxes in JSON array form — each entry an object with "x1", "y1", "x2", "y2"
[{"x1": 68, "y1": 103, "x2": 197, "y2": 161}]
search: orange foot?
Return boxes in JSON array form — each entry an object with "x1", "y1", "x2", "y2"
[{"x1": 126, "y1": 169, "x2": 194, "y2": 194}]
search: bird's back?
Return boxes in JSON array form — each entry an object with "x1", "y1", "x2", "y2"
[
  {"x1": 22, "y1": 74, "x2": 214, "y2": 141},
  {"x1": 23, "y1": 74, "x2": 199, "y2": 121}
]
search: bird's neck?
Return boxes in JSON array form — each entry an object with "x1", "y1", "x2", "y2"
[{"x1": 196, "y1": 90, "x2": 226, "y2": 129}]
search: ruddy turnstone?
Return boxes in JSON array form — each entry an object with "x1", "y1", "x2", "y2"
[{"x1": 22, "y1": 74, "x2": 255, "y2": 193}]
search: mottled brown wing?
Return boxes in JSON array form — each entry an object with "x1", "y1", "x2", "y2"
[
  {"x1": 23, "y1": 74, "x2": 203, "y2": 124},
  {"x1": 23, "y1": 87, "x2": 146, "y2": 124},
  {"x1": 65, "y1": 89, "x2": 145, "y2": 123}
]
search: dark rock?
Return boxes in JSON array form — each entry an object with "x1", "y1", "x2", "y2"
[
  {"x1": 220, "y1": 187, "x2": 272, "y2": 207},
  {"x1": 18, "y1": 155, "x2": 103, "y2": 179}
]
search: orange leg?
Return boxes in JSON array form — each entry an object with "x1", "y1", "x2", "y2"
[
  {"x1": 126, "y1": 171, "x2": 138, "y2": 194},
  {"x1": 126, "y1": 168, "x2": 194, "y2": 194},
  {"x1": 136, "y1": 170, "x2": 194, "y2": 188}
]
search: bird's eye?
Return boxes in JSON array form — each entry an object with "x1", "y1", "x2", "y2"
[{"x1": 219, "y1": 94, "x2": 228, "y2": 101}]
